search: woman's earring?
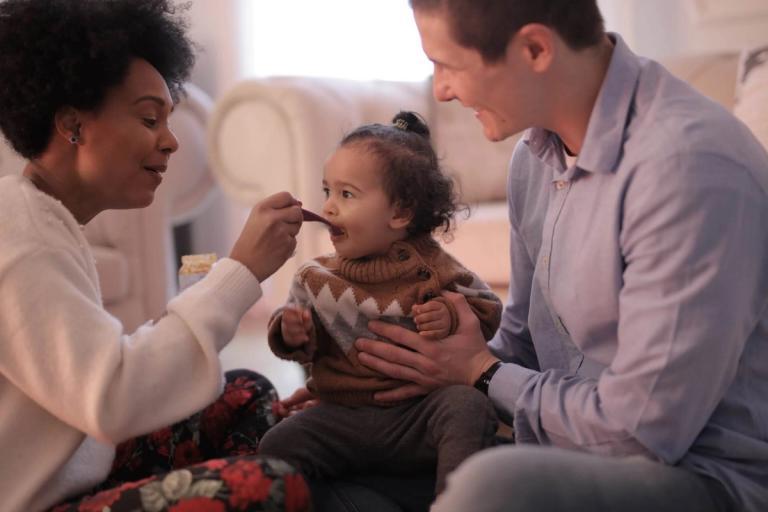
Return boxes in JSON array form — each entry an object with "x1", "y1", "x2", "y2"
[{"x1": 69, "y1": 134, "x2": 80, "y2": 144}]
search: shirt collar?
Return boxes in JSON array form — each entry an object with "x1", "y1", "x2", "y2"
[{"x1": 523, "y1": 33, "x2": 642, "y2": 175}]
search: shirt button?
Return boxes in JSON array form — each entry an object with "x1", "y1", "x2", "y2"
[
  {"x1": 541, "y1": 255, "x2": 549, "y2": 265},
  {"x1": 555, "y1": 181, "x2": 567, "y2": 190}
]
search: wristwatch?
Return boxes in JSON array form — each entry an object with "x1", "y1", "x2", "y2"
[{"x1": 473, "y1": 360, "x2": 503, "y2": 395}]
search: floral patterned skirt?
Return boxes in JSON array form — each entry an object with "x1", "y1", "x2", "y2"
[{"x1": 50, "y1": 370, "x2": 311, "y2": 512}]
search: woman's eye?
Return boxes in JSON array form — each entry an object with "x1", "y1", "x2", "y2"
[{"x1": 143, "y1": 118, "x2": 158, "y2": 127}]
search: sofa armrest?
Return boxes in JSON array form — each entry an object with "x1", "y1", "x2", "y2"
[{"x1": 209, "y1": 76, "x2": 429, "y2": 208}]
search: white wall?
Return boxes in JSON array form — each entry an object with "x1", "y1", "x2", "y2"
[
  {"x1": 185, "y1": 0, "x2": 250, "y2": 259},
  {"x1": 187, "y1": 0, "x2": 247, "y2": 98},
  {"x1": 599, "y1": 0, "x2": 768, "y2": 60}
]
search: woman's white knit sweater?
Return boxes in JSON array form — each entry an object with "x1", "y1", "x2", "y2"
[{"x1": 0, "y1": 175, "x2": 262, "y2": 511}]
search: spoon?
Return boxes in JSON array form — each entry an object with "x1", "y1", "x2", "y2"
[{"x1": 301, "y1": 208, "x2": 344, "y2": 236}]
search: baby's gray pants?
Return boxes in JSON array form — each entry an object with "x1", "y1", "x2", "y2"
[{"x1": 258, "y1": 385, "x2": 498, "y2": 495}]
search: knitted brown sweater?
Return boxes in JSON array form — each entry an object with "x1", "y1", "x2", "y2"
[{"x1": 267, "y1": 236, "x2": 502, "y2": 407}]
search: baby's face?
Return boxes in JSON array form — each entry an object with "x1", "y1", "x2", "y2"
[{"x1": 321, "y1": 144, "x2": 409, "y2": 259}]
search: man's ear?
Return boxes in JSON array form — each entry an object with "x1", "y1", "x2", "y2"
[
  {"x1": 54, "y1": 106, "x2": 82, "y2": 143},
  {"x1": 389, "y1": 206, "x2": 413, "y2": 230},
  {"x1": 513, "y1": 23, "x2": 555, "y2": 73}
]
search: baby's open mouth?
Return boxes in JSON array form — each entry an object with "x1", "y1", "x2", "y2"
[{"x1": 301, "y1": 208, "x2": 344, "y2": 236}]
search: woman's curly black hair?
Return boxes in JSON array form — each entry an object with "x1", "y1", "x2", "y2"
[
  {"x1": 341, "y1": 111, "x2": 464, "y2": 239},
  {"x1": 0, "y1": 0, "x2": 195, "y2": 159}
]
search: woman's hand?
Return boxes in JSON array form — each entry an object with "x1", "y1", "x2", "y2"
[
  {"x1": 230, "y1": 192, "x2": 303, "y2": 282},
  {"x1": 281, "y1": 306, "x2": 313, "y2": 348},
  {"x1": 355, "y1": 291, "x2": 499, "y2": 403},
  {"x1": 274, "y1": 386, "x2": 319, "y2": 418}
]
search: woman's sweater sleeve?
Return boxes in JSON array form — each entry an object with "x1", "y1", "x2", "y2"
[{"x1": 0, "y1": 250, "x2": 261, "y2": 444}]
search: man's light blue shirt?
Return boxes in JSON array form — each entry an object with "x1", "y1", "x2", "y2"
[{"x1": 488, "y1": 34, "x2": 768, "y2": 511}]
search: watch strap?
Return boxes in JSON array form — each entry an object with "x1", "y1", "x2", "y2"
[{"x1": 473, "y1": 360, "x2": 502, "y2": 395}]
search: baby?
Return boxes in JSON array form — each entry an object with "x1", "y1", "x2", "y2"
[{"x1": 259, "y1": 111, "x2": 502, "y2": 497}]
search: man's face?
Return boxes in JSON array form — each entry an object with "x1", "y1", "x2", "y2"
[{"x1": 414, "y1": 8, "x2": 539, "y2": 142}]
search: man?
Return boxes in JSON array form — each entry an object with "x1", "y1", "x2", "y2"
[{"x1": 355, "y1": 1, "x2": 768, "y2": 511}]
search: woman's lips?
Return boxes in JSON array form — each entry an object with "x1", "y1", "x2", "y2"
[{"x1": 144, "y1": 168, "x2": 163, "y2": 185}]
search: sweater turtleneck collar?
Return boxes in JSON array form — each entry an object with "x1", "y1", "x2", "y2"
[{"x1": 336, "y1": 235, "x2": 440, "y2": 284}]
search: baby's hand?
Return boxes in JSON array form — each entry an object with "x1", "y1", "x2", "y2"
[
  {"x1": 412, "y1": 300, "x2": 451, "y2": 339},
  {"x1": 281, "y1": 306, "x2": 313, "y2": 348}
]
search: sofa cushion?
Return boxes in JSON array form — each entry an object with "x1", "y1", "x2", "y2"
[{"x1": 734, "y1": 44, "x2": 768, "y2": 149}]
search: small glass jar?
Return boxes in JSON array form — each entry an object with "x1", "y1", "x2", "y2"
[{"x1": 178, "y1": 253, "x2": 218, "y2": 292}]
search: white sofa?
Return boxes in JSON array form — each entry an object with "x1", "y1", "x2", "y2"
[
  {"x1": 207, "y1": 53, "x2": 742, "y2": 305},
  {"x1": 0, "y1": 83, "x2": 217, "y2": 332}
]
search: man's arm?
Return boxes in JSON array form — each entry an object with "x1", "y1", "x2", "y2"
[
  {"x1": 494, "y1": 152, "x2": 767, "y2": 459},
  {"x1": 501, "y1": 152, "x2": 766, "y2": 461}
]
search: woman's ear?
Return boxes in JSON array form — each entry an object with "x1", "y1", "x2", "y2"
[
  {"x1": 54, "y1": 106, "x2": 82, "y2": 144},
  {"x1": 389, "y1": 206, "x2": 413, "y2": 230}
]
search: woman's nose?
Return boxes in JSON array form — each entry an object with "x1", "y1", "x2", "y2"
[{"x1": 160, "y1": 125, "x2": 180, "y2": 154}]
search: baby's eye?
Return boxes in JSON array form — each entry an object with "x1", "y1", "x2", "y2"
[
  {"x1": 342, "y1": 190, "x2": 353, "y2": 199},
  {"x1": 322, "y1": 187, "x2": 330, "y2": 198}
]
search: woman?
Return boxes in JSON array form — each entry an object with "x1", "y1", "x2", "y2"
[{"x1": 0, "y1": 1, "x2": 310, "y2": 511}]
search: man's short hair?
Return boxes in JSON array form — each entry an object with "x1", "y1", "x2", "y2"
[{"x1": 410, "y1": 0, "x2": 605, "y2": 62}]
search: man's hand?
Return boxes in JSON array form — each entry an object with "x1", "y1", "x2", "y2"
[
  {"x1": 355, "y1": 291, "x2": 499, "y2": 403},
  {"x1": 274, "y1": 386, "x2": 319, "y2": 418},
  {"x1": 229, "y1": 192, "x2": 303, "y2": 282},
  {"x1": 412, "y1": 300, "x2": 451, "y2": 339},
  {"x1": 281, "y1": 306, "x2": 313, "y2": 348}
]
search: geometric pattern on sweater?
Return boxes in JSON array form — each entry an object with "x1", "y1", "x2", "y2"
[
  {"x1": 285, "y1": 238, "x2": 501, "y2": 355},
  {"x1": 287, "y1": 261, "x2": 416, "y2": 354}
]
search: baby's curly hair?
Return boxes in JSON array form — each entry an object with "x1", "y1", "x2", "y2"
[
  {"x1": 341, "y1": 111, "x2": 463, "y2": 239},
  {"x1": 0, "y1": 0, "x2": 195, "y2": 159}
]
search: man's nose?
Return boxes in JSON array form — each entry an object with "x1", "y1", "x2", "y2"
[{"x1": 432, "y1": 70, "x2": 453, "y2": 102}]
